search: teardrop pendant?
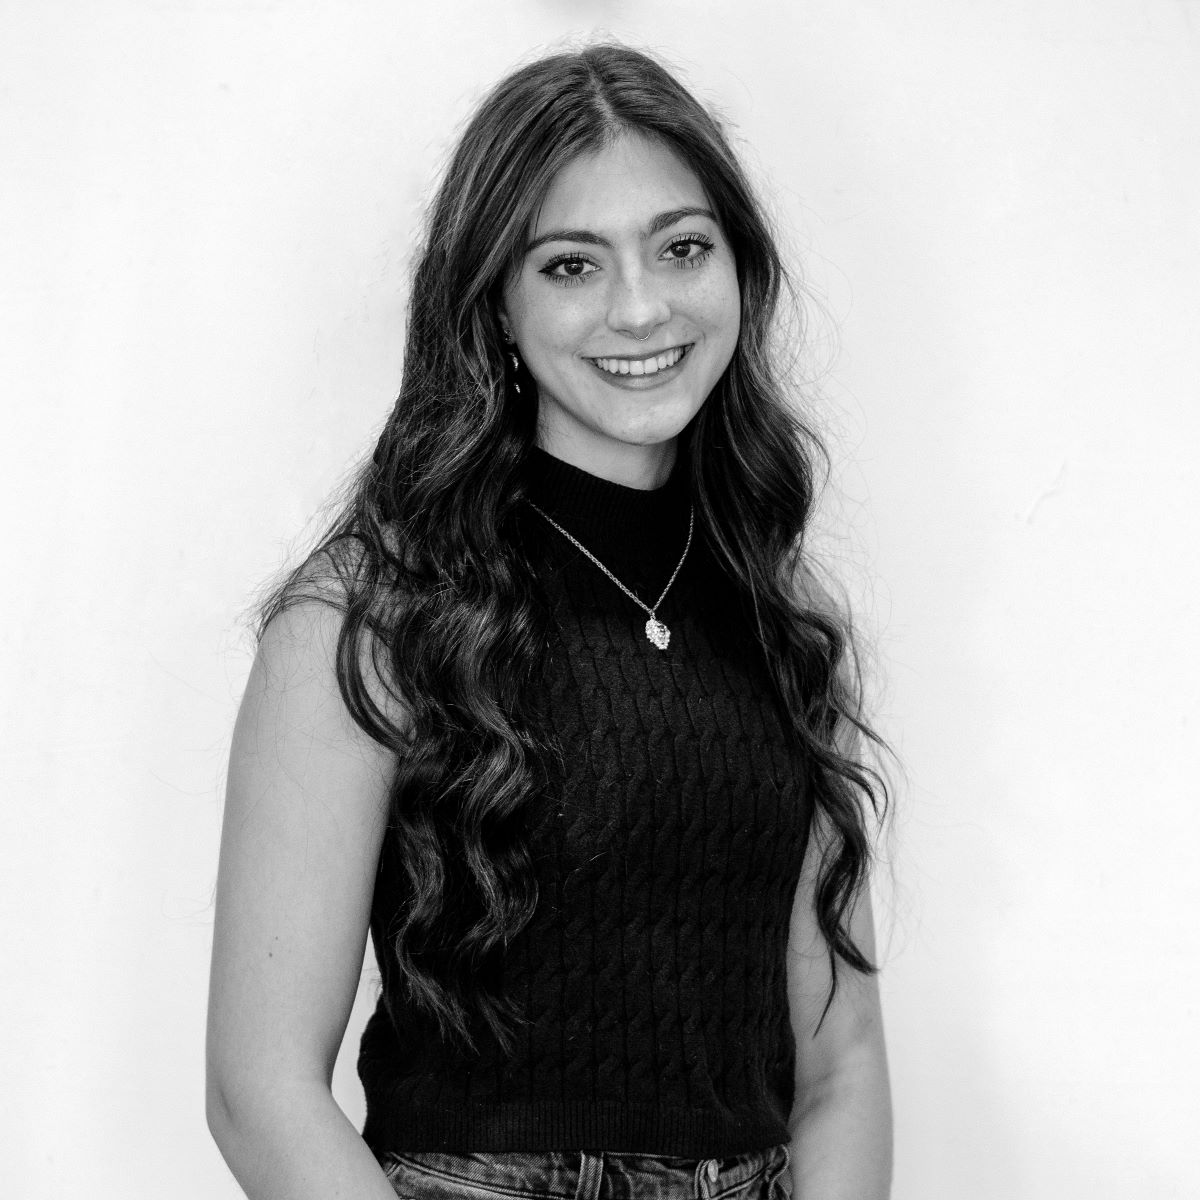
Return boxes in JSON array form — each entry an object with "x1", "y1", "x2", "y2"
[{"x1": 645, "y1": 617, "x2": 671, "y2": 650}]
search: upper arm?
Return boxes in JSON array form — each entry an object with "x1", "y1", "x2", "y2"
[
  {"x1": 786, "y1": 826, "x2": 888, "y2": 1097},
  {"x1": 206, "y1": 601, "x2": 400, "y2": 1117}
]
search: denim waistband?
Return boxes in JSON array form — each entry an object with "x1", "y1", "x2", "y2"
[{"x1": 381, "y1": 1143, "x2": 791, "y2": 1200}]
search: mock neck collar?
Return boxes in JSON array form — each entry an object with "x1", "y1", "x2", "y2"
[{"x1": 522, "y1": 446, "x2": 692, "y2": 570}]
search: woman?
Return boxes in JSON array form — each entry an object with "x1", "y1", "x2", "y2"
[{"x1": 206, "y1": 43, "x2": 892, "y2": 1200}]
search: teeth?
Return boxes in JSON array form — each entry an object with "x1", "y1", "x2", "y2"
[{"x1": 591, "y1": 345, "x2": 687, "y2": 376}]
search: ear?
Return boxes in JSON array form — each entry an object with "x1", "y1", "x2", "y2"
[{"x1": 496, "y1": 306, "x2": 513, "y2": 341}]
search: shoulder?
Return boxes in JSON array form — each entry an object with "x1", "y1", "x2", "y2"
[
  {"x1": 238, "y1": 601, "x2": 401, "y2": 783},
  {"x1": 252, "y1": 599, "x2": 344, "y2": 704},
  {"x1": 253, "y1": 532, "x2": 411, "y2": 736},
  {"x1": 242, "y1": 530, "x2": 413, "y2": 787}
]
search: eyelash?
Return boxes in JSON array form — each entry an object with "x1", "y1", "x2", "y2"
[
  {"x1": 538, "y1": 234, "x2": 717, "y2": 287},
  {"x1": 665, "y1": 233, "x2": 716, "y2": 269}
]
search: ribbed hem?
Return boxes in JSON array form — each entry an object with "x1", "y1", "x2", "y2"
[{"x1": 363, "y1": 1098, "x2": 790, "y2": 1159}]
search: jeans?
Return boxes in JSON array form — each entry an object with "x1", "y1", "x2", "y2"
[{"x1": 381, "y1": 1144, "x2": 792, "y2": 1200}]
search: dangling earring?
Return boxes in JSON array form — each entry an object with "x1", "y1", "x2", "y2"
[{"x1": 502, "y1": 329, "x2": 521, "y2": 395}]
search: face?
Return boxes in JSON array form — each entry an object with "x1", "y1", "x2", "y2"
[{"x1": 500, "y1": 133, "x2": 741, "y2": 486}]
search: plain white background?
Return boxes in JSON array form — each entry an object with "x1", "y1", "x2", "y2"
[{"x1": 3, "y1": 1, "x2": 1198, "y2": 1196}]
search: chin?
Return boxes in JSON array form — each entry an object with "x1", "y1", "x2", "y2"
[
  {"x1": 608, "y1": 400, "x2": 706, "y2": 445},
  {"x1": 600, "y1": 422, "x2": 690, "y2": 452}
]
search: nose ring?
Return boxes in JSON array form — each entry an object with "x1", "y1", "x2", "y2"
[{"x1": 633, "y1": 331, "x2": 651, "y2": 341}]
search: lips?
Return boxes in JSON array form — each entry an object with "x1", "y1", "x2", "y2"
[{"x1": 587, "y1": 344, "x2": 692, "y2": 377}]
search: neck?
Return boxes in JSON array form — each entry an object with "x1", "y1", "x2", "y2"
[{"x1": 535, "y1": 430, "x2": 676, "y2": 491}]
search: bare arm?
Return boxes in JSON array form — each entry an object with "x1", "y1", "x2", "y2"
[
  {"x1": 206, "y1": 602, "x2": 401, "y2": 1200},
  {"x1": 786, "y1": 839, "x2": 893, "y2": 1199}
]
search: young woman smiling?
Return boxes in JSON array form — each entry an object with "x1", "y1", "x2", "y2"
[
  {"x1": 500, "y1": 133, "x2": 740, "y2": 490},
  {"x1": 206, "y1": 43, "x2": 892, "y2": 1200}
]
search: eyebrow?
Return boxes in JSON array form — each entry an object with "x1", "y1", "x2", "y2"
[{"x1": 524, "y1": 206, "x2": 719, "y2": 254}]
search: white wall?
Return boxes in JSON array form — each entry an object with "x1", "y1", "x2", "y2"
[{"x1": 3, "y1": 2, "x2": 1197, "y2": 1196}]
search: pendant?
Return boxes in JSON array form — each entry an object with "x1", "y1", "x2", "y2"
[{"x1": 645, "y1": 617, "x2": 671, "y2": 650}]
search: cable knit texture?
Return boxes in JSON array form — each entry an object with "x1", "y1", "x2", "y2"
[{"x1": 359, "y1": 448, "x2": 812, "y2": 1157}]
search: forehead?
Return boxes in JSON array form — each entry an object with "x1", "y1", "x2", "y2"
[{"x1": 531, "y1": 133, "x2": 710, "y2": 235}]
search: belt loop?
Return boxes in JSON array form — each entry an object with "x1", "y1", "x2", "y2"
[
  {"x1": 575, "y1": 1151, "x2": 604, "y2": 1200},
  {"x1": 695, "y1": 1157, "x2": 718, "y2": 1198}
]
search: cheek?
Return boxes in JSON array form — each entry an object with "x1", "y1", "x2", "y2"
[
  {"x1": 690, "y1": 262, "x2": 740, "y2": 320},
  {"x1": 528, "y1": 308, "x2": 577, "y2": 350},
  {"x1": 515, "y1": 287, "x2": 586, "y2": 353},
  {"x1": 697, "y1": 268, "x2": 741, "y2": 352}
]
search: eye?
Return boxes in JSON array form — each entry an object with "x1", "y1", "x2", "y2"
[
  {"x1": 662, "y1": 234, "x2": 716, "y2": 268},
  {"x1": 539, "y1": 254, "x2": 600, "y2": 286}
]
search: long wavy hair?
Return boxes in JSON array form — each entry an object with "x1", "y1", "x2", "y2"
[{"x1": 258, "y1": 43, "x2": 888, "y2": 1053}]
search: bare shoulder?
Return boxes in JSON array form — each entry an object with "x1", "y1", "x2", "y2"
[
  {"x1": 244, "y1": 538, "x2": 411, "y2": 749},
  {"x1": 239, "y1": 600, "x2": 398, "y2": 777},
  {"x1": 231, "y1": 533, "x2": 413, "y2": 848}
]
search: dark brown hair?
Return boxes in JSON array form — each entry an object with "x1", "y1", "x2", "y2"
[{"x1": 259, "y1": 42, "x2": 888, "y2": 1052}]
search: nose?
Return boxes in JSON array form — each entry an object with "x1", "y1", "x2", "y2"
[{"x1": 606, "y1": 263, "x2": 670, "y2": 341}]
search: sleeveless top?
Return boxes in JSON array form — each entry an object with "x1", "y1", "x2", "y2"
[{"x1": 358, "y1": 447, "x2": 813, "y2": 1158}]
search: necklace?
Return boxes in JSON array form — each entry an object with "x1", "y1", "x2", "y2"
[{"x1": 527, "y1": 502, "x2": 694, "y2": 650}]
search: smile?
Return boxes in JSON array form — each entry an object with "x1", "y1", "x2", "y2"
[{"x1": 587, "y1": 344, "x2": 692, "y2": 377}]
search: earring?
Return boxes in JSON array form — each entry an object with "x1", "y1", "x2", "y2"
[{"x1": 503, "y1": 332, "x2": 521, "y2": 395}]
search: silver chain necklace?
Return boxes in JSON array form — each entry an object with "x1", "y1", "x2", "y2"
[{"x1": 527, "y1": 501, "x2": 694, "y2": 651}]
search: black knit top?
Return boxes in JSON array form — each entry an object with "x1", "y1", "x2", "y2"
[{"x1": 358, "y1": 447, "x2": 813, "y2": 1158}]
